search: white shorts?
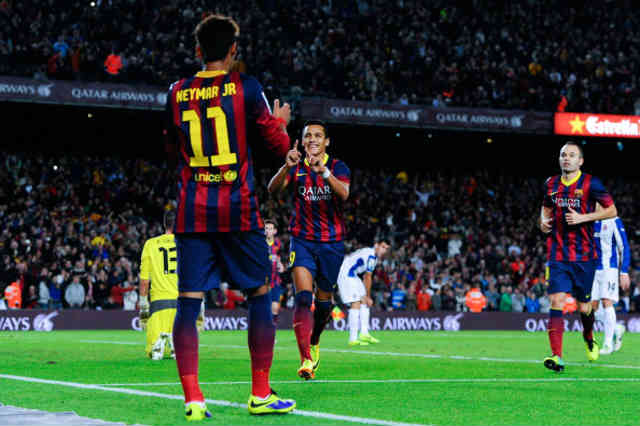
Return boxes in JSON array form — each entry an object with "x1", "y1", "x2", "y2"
[
  {"x1": 592, "y1": 268, "x2": 619, "y2": 302},
  {"x1": 337, "y1": 275, "x2": 366, "y2": 305}
]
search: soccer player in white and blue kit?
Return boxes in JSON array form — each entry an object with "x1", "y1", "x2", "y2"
[
  {"x1": 591, "y1": 213, "x2": 631, "y2": 354},
  {"x1": 337, "y1": 240, "x2": 390, "y2": 346}
]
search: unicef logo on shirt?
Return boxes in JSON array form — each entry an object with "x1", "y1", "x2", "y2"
[{"x1": 33, "y1": 311, "x2": 58, "y2": 331}]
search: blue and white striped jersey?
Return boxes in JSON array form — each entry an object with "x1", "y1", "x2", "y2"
[
  {"x1": 340, "y1": 247, "x2": 377, "y2": 278},
  {"x1": 594, "y1": 217, "x2": 631, "y2": 272}
]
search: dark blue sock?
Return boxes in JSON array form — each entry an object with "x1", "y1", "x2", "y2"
[
  {"x1": 310, "y1": 299, "x2": 333, "y2": 345},
  {"x1": 173, "y1": 297, "x2": 204, "y2": 402}
]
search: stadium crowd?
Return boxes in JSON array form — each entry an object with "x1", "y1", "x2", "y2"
[
  {"x1": 2, "y1": 0, "x2": 640, "y2": 114},
  {"x1": 0, "y1": 152, "x2": 639, "y2": 313}
]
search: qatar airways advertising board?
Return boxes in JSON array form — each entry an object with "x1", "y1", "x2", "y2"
[{"x1": 555, "y1": 112, "x2": 640, "y2": 138}]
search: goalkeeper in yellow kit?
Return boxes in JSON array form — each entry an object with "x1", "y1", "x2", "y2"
[{"x1": 139, "y1": 211, "x2": 204, "y2": 360}]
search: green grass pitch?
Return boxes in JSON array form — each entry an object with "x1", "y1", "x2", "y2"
[{"x1": 1, "y1": 329, "x2": 639, "y2": 425}]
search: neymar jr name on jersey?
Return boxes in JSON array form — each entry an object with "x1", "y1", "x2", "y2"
[{"x1": 176, "y1": 82, "x2": 237, "y2": 102}]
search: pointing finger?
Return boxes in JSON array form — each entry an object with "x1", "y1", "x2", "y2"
[
  {"x1": 293, "y1": 139, "x2": 299, "y2": 151},
  {"x1": 274, "y1": 99, "x2": 280, "y2": 110}
]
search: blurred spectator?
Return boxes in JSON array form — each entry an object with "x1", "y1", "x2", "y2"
[
  {"x1": 538, "y1": 294, "x2": 551, "y2": 314},
  {"x1": 499, "y1": 286, "x2": 512, "y2": 312},
  {"x1": 24, "y1": 284, "x2": 38, "y2": 309},
  {"x1": 5, "y1": 281, "x2": 20, "y2": 309},
  {"x1": 391, "y1": 284, "x2": 407, "y2": 310},
  {"x1": 465, "y1": 285, "x2": 487, "y2": 313},
  {"x1": 38, "y1": 267, "x2": 51, "y2": 309},
  {"x1": 525, "y1": 290, "x2": 540, "y2": 313},
  {"x1": 417, "y1": 286, "x2": 431, "y2": 311},
  {"x1": 222, "y1": 282, "x2": 246, "y2": 310},
  {"x1": 65, "y1": 274, "x2": 85, "y2": 308},
  {"x1": 511, "y1": 287, "x2": 525, "y2": 313}
]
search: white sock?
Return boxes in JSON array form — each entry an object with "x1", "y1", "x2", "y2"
[
  {"x1": 360, "y1": 305, "x2": 370, "y2": 336},
  {"x1": 603, "y1": 306, "x2": 616, "y2": 348},
  {"x1": 594, "y1": 306, "x2": 605, "y2": 324},
  {"x1": 348, "y1": 308, "x2": 360, "y2": 342}
]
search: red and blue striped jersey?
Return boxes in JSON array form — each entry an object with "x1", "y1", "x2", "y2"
[
  {"x1": 543, "y1": 171, "x2": 614, "y2": 262},
  {"x1": 165, "y1": 70, "x2": 289, "y2": 233},
  {"x1": 268, "y1": 238, "x2": 282, "y2": 287},
  {"x1": 288, "y1": 154, "x2": 350, "y2": 242}
]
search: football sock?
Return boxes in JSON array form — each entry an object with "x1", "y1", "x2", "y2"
[
  {"x1": 548, "y1": 308, "x2": 564, "y2": 357},
  {"x1": 273, "y1": 313, "x2": 279, "y2": 326},
  {"x1": 348, "y1": 307, "x2": 360, "y2": 342},
  {"x1": 360, "y1": 304, "x2": 370, "y2": 335},
  {"x1": 310, "y1": 299, "x2": 333, "y2": 345},
  {"x1": 248, "y1": 293, "x2": 275, "y2": 398},
  {"x1": 174, "y1": 297, "x2": 204, "y2": 403},
  {"x1": 293, "y1": 290, "x2": 313, "y2": 361},
  {"x1": 594, "y1": 304, "x2": 605, "y2": 324},
  {"x1": 603, "y1": 305, "x2": 616, "y2": 348},
  {"x1": 580, "y1": 308, "x2": 595, "y2": 347}
]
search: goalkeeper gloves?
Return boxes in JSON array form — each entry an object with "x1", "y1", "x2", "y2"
[{"x1": 139, "y1": 295, "x2": 150, "y2": 330}]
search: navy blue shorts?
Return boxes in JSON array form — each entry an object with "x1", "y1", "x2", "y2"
[
  {"x1": 547, "y1": 260, "x2": 597, "y2": 303},
  {"x1": 289, "y1": 237, "x2": 345, "y2": 293},
  {"x1": 271, "y1": 284, "x2": 283, "y2": 303},
  {"x1": 175, "y1": 231, "x2": 270, "y2": 293}
]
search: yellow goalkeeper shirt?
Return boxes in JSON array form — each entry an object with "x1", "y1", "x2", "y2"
[{"x1": 139, "y1": 233, "x2": 178, "y2": 302}]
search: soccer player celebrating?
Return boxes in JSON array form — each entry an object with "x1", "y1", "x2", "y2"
[
  {"x1": 538, "y1": 141, "x2": 617, "y2": 372},
  {"x1": 268, "y1": 120, "x2": 350, "y2": 380},
  {"x1": 337, "y1": 240, "x2": 390, "y2": 346},
  {"x1": 264, "y1": 219, "x2": 285, "y2": 325},
  {"x1": 591, "y1": 208, "x2": 630, "y2": 354},
  {"x1": 164, "y1": 14, "x2": 296, "y2": 419}
]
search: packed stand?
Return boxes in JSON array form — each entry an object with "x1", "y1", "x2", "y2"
[
  {"x1": 2, "y1": 0, "x2": 640, "y2": 114},
  {"x1": 0, "y1": 152, "x2": 639, "y2": 313}
]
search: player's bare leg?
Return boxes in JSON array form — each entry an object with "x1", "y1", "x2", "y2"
[
  {"x1": 544, "y1": 292, "x2": 566, "y2": 372},
  {"x1": 174, "y1": 291, "x2": 211, "y2": 419},
  {"x1": 292, "y1": 266, "x2": 315, "y2": 379}
]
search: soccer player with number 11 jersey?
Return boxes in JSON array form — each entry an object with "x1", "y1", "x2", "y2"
[{"x1": 164, "y1": 13, "x2": 296, "y2": 420}]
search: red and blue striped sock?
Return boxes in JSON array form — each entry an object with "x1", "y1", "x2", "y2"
[
  {"x1": 173, "y1": 297, "x2": 204, "y2": 404},
  {"x1": 248, "y1": 293, "x2": 275, "y2": 398},
  {"x1": 548, "y1": 308, "x2": 564, "y2": 357},
  {"x1": 293, "y1": 290, "x2": 313, "y2": 361}
]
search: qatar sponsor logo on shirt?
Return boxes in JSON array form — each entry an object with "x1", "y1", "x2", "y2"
[
  {"x1": 298, "y1": 185, "x2": 332, "y2": 201},
  {"x1": 551, "y1": 196, "x2": 581, "y2": 209}
]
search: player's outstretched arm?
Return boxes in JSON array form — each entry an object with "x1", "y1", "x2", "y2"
[{"x1": 267, "y1": 139, "x2": 301, "y2": 195}]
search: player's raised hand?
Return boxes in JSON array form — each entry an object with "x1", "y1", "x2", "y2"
[
  {"x1": 285, "y1": 139, "x2": 301, "y2": 168},
  {"x1": 620, "y1": 273, "x2": 630, "y2": 291},
  {"x1": 272, "y1": 99, "x2": 291, "y2": 125},
  {"x1": 565, "y1": 207, "x2": 584, "y2": 225}
]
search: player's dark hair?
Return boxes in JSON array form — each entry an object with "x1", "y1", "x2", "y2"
[
  {"x1": 302, "y1": 120, "x2": 329, "y2": 138},
  {"x1": 264, "y1": 219, "x2": 277, "y2": 228},
  {"x1": 562, "y1": 141, "x2": 584, "y2": 158},
  {"x1": 164, "y1": 210, "x2": 176, "y2": 231},
  {"x1": 194, "y1": 14, "x2": 239, "y2": 63},
  {"x1": 377, "y1": 238, "x2": 391, "y2": 247}
]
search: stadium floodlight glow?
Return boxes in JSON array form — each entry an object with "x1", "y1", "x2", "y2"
[{"x1": 90, "y1": 1, "x2": 95, "y2": 6}]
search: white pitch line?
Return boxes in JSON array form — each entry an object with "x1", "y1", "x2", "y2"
[
  {"x1": 80, "y1": 340, "x2": 640, "y2": 370},
  {"x1": 96, "y1": 377, "x2": 640, "y2": 387},
  {"x1": 0, "y1": 374, "x2": 429, "y2": 426}
]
